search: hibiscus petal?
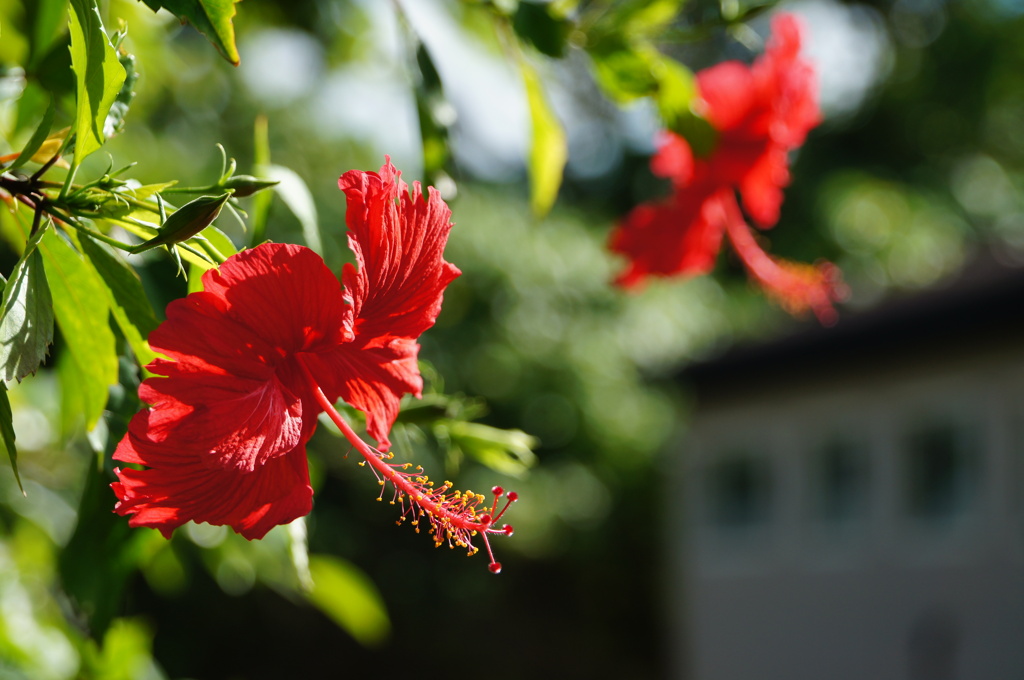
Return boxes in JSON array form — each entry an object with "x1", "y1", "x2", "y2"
[
  {"x1": 697, "y1": 61, "x2": 757, "y2": 133},
  {"x1": 754, "y1": 13, "x2": 821, "y2": 148},
  {"x1": 304, "y1": 338, "x2": 420, "y2": 449},
  {"x1": 338, "y1": 158, "x2": 461, "y2": 344},
  {"x1": 198, "y1": 243, "x2": 353, "y2": 354},
  {"x1": 324, "y1": 158, "x2": 460, "y2": 443},
  {"x1": 650, "y1": 132, "x2": 695, "y2": 186},
  {"x1": 610, "y1": 185, "x2": 725, "y2": 288},
  {"x1": 113, "y1": 409, "x2": 314, "y2": 540},
  {"x1": 137, "y1": 243, "x2": 352, "y2": 473}
]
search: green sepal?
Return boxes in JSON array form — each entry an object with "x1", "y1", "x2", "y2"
[{"x1": 130, "y1": 192, "x2": 232, "y2": 254}]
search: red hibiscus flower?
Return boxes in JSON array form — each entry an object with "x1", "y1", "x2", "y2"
[
  {"x1": 609, "y1": 13, "x2": 843, "y2": 323},
  {"x1": 112, "y1": 159, "x2": 515, "y2": 571}
]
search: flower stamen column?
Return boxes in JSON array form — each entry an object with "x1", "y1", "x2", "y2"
[{"x1": 298, "y1": 357, "x2": 516, "y2": 573}]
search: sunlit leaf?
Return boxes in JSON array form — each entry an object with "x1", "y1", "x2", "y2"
[
  {"x1": 78, "y1": 235, "x2": 159, "y2": 367},
  {"x1": 306, "y1": 555, "x2": 390, "y2": 648},
  {"x1": 68, "y1": 0, "x2": 128, "y2": 164},
  {"x1": 265, "y1": 164, "x2": 322, "y2": 255},
  {"x1": 85, "y1": 618, "x2": 158, "y2": 680},
  {"x1": 39, "y1": 229, "x2": 117, "y2": 430},
  {"x1": 0, "y1": 228, "x2": 54, "y2": 382},
  {"x1": 521, "y1": 60, "x2": 566, "y2": 216},
  {"x1": 0, "y1": 383, "x2": 23, "y2": 494},
  {"x1": 140, "y1": 0, "x2": 242, "y2": 65},
  {"x1": 443, "y1": 420, "x2": 538, "y2": 478},
  {"x1": 590, "y1": 47, "x2": 660, "y2": 102}
]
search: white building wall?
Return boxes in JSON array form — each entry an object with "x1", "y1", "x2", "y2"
[{"x1": 672, "y1": 351, "x2": 1024, "y2": 680}]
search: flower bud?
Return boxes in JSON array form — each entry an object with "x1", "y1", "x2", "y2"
[
  {"x1": 221, "y1": 175, "x2": 279, "y2": 198},
  {"x1": 130, "y1": 192, "x2": 231, "y2": 254}
]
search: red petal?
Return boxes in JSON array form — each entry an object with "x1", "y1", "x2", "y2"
[
  {"x1": 197, "y1": 243, "x2": 353, "y2": 354},
  {"x1": 327, "y1": 158, "x2": 460, "y2": 442},
  {"x1": 139, "y1": 243, "x2": 351, "y2": 473},
  {"x1": 113, "y1": 410, "x2": 313, "y2": 540},
  {"x1": 698, "y1": 61, "x2": 757, "y2": 133},
  {"x1": 304, "y1": 339, "x2": 420, "y2": 449},
  {"x1": 754, "y1": 13, "x2": 821, "y2": 148},
  {"x1": 650, "y1": 132, "x2": 694, "y2": 186},
  {"x1": 610, "y1": 185, "x2": 726, "y2": 288}
]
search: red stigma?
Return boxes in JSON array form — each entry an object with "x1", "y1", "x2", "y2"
[{"x1": 488, "y1": 562, "x2": 503, "y2": 574}]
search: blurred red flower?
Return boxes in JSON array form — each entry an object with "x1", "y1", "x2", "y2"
[
  {"x1": 112, "y1": 161, "x2": 513, "y2": 569},
  {"x1": 609, "y1": 13, "x2": 843, "y2": 323}
]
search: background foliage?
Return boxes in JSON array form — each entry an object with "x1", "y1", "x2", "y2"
[{"x1": 1, "y1": 0, "x2": 1021, "y2": 677}]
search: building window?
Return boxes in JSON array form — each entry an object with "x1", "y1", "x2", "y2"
[
  {"x1": 808, "y1": 437, "x2": 870, "y2": 525},
  {"x1": 903, "y1": 422, "x2": 980, "y2": 522},
  {"x1": 705, "y1": 454, "x2": 772, "y2": 529}
]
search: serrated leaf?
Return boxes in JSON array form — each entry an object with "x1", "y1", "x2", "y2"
[
  {"x1": 265, "y1": 164, "x2": 322, "y2": 255},
  {"x1": 306, "y1": 555, "x2": 390, "y2": 648},
  {"x1": 78, "y1": 235, "x2": 159, "y2": 367},
  {"x1": 0, "y1": 383, "x2": 23, "y2": 494},
  {"x1": 39, "y1": 229, "x2": 117, "y2": 430},
  {"x1": 0, "y1": 229, "x2": 55, "y2": 382},
  {"x1": 68, "y1": 0, "x2": 128, "y2": 164},
  {"x1": 521, "y1": 60, "x2": 566, "y2": 216},
  {"x1": 146, "y1": 0, "x2": 241, "y2": 65}
]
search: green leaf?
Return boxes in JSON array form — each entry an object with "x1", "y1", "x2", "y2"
[
  {"x1": 521, "y1": 60, "x2": 566, "y2": 216},
  {"x1": 306, "y1": 555, "x2": 390, "y2": 648},
  {"x1": 68, "y1": 0, "x2": 128, "y2": 164},
  {"x1": 0, "y1": 383, "x2": 23, "y2": 495},
  {"x1": 0, "y1": 228, "x2": 55, "y2": 382},
  {"x1": 443, "y1": 421, "x2": 538, "y2": 478},
  {"x1": 590, "y1": 47, "x2": 660, "y2": 102},
  {"x1": 9, "y1": 97, "x2": 56, "y2": 171},
  {"x1": 83, "y1": 618, "x2": 158, "y2": 680},
  {"x1": 78, "y1": 235, "x2": 159, "y2": 367},
  {"x1": 39, "y1": 229, "x2": 117, "y2": 430},
  {"x1": 266, "y1": 164, "x2": 322, "y2": 255},
  {"x1": 143, "y1": 0, "x2": 241, "y2": 65}
]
